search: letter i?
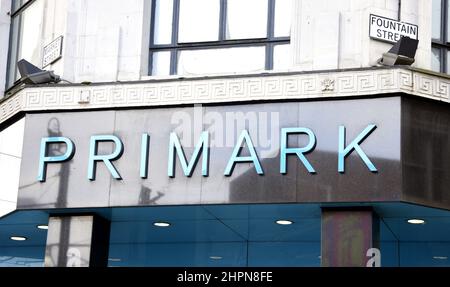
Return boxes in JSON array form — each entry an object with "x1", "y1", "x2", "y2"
[{"x1": 140, "y1": 134, "x2": 150, "y2": 178}]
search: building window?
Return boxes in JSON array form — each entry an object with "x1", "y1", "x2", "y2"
[
  {"x1": 149, "y1": 0, "x2": 292, "y2": 76},
  {"x1": 6, "y1": 0, "x2": 45, "y2": 89},
  {"x1": 432, "y1": 0, "x2": 450, "y2": 73}
]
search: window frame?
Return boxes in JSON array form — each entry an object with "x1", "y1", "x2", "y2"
[
  {"x1": 5, "y1": 0, "x2": 38, "y2": 91},
  {"x1": 432, "y1": 0, "x2": 450, "y2": 73},
  {"x1": 148, "y1": 0, "x2": 291, "y2": 76}
]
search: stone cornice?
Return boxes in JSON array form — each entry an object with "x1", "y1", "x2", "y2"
[{"x1": 1, "y1": 67, "x2": 449, "y2": 126}]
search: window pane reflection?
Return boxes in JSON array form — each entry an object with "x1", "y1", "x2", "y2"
[
  {"x1": 432, "y1": 0, "x2": 442, "y2": 41},
  {"x1": 18, "y1": 0, "x2": 45, "y2": 68},
  {"x1": 274, "y1": 0, "x2": 292, "y2": 37},
  {"x1": 109, "y1": 242, "x2": 247, "y2": 267},
  {"x1": 153, "y1": 0, "x2": 173, "y2": 45},
  {"x1": 226, "y1": 0, "x2": 268, "y2": 39},
  {"x1": 178, "y1": 0, "x2": 220, "y2": 43},
  {"x1": 431, "y1": 47, "x2": 441, "y2": 72},
  {"x1": 152, "y1": 51, "x2": 171, "y2": 76},
  {"x1": 448, "y1": 2, "x2": 450, "y2": 43},
  {"x1": 178, "y1": 47, "x2": 266, "y2": 75},
  {"x1": 273, "y1": 44, "x2": 292, "y2": 70},
  {"x1": 447, "y1": 50, "x2": 450, "y2": 74},
  {"x1": 7, "y1": 17, "x2": 20, "y2": 87}
]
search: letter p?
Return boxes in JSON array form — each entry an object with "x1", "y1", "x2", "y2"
[{"x1": 38, "y1": 137, "x2": 75, "y2": 182}]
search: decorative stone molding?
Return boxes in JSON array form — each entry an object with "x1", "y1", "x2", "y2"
[
  {"x1": 320, "y1": 78, "x2": 335, "y2": 91},
  {"x1": 0, "y1": 67, "x2": 449, "y2": 126}
]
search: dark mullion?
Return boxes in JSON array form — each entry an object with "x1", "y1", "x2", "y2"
[
  {"x1": 267, "y1": 0, "x2": 275, "y2": 40},
  {"x1": 443, "y1": 0, "x2": 448, "y2": 73},
  {"x1": 444, "y1": 0, "x2": 448, "y2": 44},
  {"x1": 148, "y1": 0, "x2": 157, "y2": 75},
  {"x1": 444, "y1": 48, "x2": 447, "y2": 73},
  {"x1": 265, "y1": 43, "x2": 274, "y2": 70},
  {"x1": 441, "y1": 0, "x2": 446, "y2": 45},
  {"x1": 441, "y1": 0, "x2": 446, "y2": 73},
  {"x1": 150, "y1": 37, "x2": 290, "y2": 50},
  {"x1": 219, "y1": 0, "x2": 227, "y2": 41},
  {"x1": 431, "y1": 41, "x2": 450, "y2": 48},
  {"x1": 149, "y1": 0, "x2": 156, "y2": 46},
  {"x1": 170, "y1": 0, "x2": 180, "y2": 75},
  {"x1": 13, "y1": 14, "x2": 22, "y2": 83},
  {"x1": 10, "y1": 0, "x2": 36, "y2": 17},
  {"x1": 266, "y1": 0, "x2": 276, "y2": 70}
]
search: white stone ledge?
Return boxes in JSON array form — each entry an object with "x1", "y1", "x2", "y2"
[{"x1": 0, "y1": 67, "x2": 449, "y2": 126}]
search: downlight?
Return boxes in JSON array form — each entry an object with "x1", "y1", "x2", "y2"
[
  {"x1": 153, "y1": 222, "x2": 171, "y2": 227},
  {"x1": 275, "y1": 220, "x2": 293, "y2": 225},
  {"x1": 10, "y1": 236, "x2": 27, "y2": 241},
  {"x1": 37, "y1": 225, "x2": 48, "y2": 230},
  {"x1": 407, "y1": 219, "x2": 425, "y2": 225}
]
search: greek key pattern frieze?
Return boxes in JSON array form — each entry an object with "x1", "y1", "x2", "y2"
[{"x1": 1, "y1": 68, "x2": 448, "y2": 126}]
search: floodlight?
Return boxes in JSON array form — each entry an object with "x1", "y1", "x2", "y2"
[
  {"x1": 378, "y1": 36, "x2": 419, "y2": 66},
  {"x1": 17, "y1": 59, "x2": 61, "y2": 84}
]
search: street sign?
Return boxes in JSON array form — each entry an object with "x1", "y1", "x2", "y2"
[{"x1": 369, "y1": 14, "x2": 418, "y2": 44}]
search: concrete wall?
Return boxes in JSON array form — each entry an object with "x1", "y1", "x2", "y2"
[
  {"x1": 0, "y1": 0, "x2": 11, "y2": 96},
  {"x1": 0, "y1": 0, "x2": 436, "y2": 91},
  {"x1": 0, "y1": 118, "x2": 24, "y2": 217},
  {"x1": 63, "y1": 0, "x2": 150, "y2": 83},
  {"x1": 292, "y1": 0, "x2": 432, "y2": 70}
]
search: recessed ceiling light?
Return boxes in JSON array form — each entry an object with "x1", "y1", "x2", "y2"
[
  {"x1": 153, "y1": 222, "x2": 171, "y2": 227},
  {"x1": 407, "y1": 219, "x2": 425, "y2": 225},
  {"x1": 275, "y1": 220, "x2": 293, "y2": 225},
  {"x1": 433, "y1": 256, "x2": 448, "y2": 260},
  {"x1": 108, "y1": 258, "x2": 122, "y2": 262},
  {"x1": 10, "y1": 236, "x2": 27, "y2": 241},
  {"x1": 209, "y1": 256, "x2": 222, "y2": 260},
  {"x1": 37, "y1": 225, "x2": 48, "y2": 230}
]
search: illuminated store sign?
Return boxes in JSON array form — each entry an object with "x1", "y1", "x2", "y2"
[{"x1": 37, "y1": 124, "x2": 377, "y2": 182}]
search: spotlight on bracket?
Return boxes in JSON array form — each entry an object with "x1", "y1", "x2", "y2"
[
  {"x1": 17, "y1": 59, "x2": 61, "y2": 85},
  {"x1": 378, "y1": 36, "x2": 419, "y2": 66}
]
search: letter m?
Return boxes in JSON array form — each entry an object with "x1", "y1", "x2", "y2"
[{"x1": 168, "y1": 131, "x2": 209, "y2": 177}]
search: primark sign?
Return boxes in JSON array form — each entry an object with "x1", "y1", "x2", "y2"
[
  {"x1": 18, "y1": 99, "x2": 402, "y2": 208},
  {"x1": 36, "y1": 124, "x2": 377, "y2": 182}
]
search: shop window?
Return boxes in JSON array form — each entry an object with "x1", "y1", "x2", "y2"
[
  {"x1": 432, "y1": 0, "x2": 450, "y2": 73},
  {"x1": 149, "y1": 0, "x2": 292, "y2": 76}
]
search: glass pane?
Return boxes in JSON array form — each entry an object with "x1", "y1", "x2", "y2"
[
  {"x1": 431, "y1": 47, "x2": 441, "y2": 72},
  {"x1": 153, "y1": 0, "x2": 174, "y2": 45},
  {"x1": 177, "y1": 46, "x2": 265, "y2": 75},
  {"x1": 273, "y1": 44, "x2": 291, "y2": 70},
  {"x1": 274, "y1": 0, "x2": 292, "y2": 37},
  {"x1": 153, "y1": 0, "x2": 173, "y2": 44},
  {"x1": 12, "y1": 0, "x2": 25, "y2": 14},
  {"x1": 6, "y1": 16, "x2": 20, "y2": 88},
  {"x1": 447, "y1": 50, "x2": 450, "y2": 74},
  {"x1": 448, "y1": 3, "x2": 450, "y2": 42},
  {"x1": 226, "y1": 0, "x2": 268, "y2": 39},
  {"x1": 432, "y1": 0, "x2": 442, "y2": 41},
  {"x1": 178, "y1": 0, "x2": 220, "y2": 43},
  {"x1": 17, "y1": 0, "x2": 45, "y2": 68},
  {"x1": 151, "y1": 51, "x2": 171, "y2": 76}
]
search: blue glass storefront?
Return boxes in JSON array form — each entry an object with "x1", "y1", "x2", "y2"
[{"x1": 1, "y1": 202, "x2": 449, "y2": 267}]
